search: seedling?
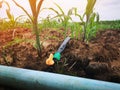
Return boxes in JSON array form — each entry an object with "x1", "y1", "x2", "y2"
[
  {"x1": 75, "y1": 0, "x2": 99, "y2": 42},
  {"x1": 47, "y1": 3, "x2": 76, "y2": 38},
  {"x1": 0, "y1": 0, "x2": 24, "y2": 29}
]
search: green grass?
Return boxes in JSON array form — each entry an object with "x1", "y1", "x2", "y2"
[
  {"x1": 38, "y1": 20, "x2": 120, "y2": 31},
  {"x1": 38, "y1": 19, "x2": 63, "y2": 29},
  {"x1": 1, "y1": 19, "x2": 120, "y2": 31},
  {"x1": 98, "y1": 20, "x2": 120, "y2": 30}
]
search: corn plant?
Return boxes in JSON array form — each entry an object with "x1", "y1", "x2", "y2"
[
  {"x1": 12, "y1": 0, "x2": 44, "y2": 57},
  {"x1": 47, "y1": 3, "x2": 75, "y2": 38},
  {"x1": 75, "y1": 0, "x2": 99, "y2": 42},
  {"x1": 85, "y1": 12, "x2": 99, "y2": 41},
  {"x1": 0, "y1": 0, "x2": 24, "y2": 29}
]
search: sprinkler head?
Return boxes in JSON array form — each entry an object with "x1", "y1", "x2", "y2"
[{"x1": 53, "y1": 52, "x2": 61, "y2": 61}]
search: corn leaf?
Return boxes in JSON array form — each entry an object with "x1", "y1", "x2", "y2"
[
  {"x1": 29, "y1": 0, "x2": 37, "y2": 17},
  {"x1": 85, "y1": 0, "x2": 96, "y2": 19},
  {"x1": 54, "y1": 3, "x2": 65, "y2": 15}
]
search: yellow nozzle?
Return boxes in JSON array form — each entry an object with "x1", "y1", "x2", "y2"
[{"x1": 46, "y1": 54, "x2": 54, "y2": 66}]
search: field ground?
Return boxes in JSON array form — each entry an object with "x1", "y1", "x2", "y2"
[{"x1": 0, "y1": 20, "x2": 120, "y2": 89}]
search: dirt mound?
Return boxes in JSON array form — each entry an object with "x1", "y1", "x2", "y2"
[{"x1": 57, "y1": 29, "x2": 120, "y2": 82}]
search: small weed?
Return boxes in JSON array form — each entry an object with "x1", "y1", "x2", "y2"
[{"x1": 3, "y1": 37, "x2": 24, "y2": 49}]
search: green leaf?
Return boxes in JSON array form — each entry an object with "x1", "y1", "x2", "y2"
[
  {"x1": 85, "y1": 0, "x2": 96, "y2": 19},
  {"x1": 54, "y1": 3, "x2": 65, "y2": 15}
]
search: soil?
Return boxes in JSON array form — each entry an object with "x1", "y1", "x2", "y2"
[{"x1": 0, "y1": 28, "x2": 120, "y2": 89}]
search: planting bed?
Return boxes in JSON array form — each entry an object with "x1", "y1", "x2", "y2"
[{"x1": 0, "y1": 28, "x2": 120, "y2": 89}]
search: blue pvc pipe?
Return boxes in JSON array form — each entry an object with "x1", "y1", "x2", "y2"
[{"x1": 0, "y1": 65, "x2": 120, "y2": 90}]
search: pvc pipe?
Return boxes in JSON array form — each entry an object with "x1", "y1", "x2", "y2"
[
  {"x1": 57, "y1": 36, "x2": 70, "y2": 53},
  {"x1": 0, "y1": 65, "x2": 120, "y2": 90},
  {"x1": 54, "y1": 36, "x2": 70, "y2": 61}
]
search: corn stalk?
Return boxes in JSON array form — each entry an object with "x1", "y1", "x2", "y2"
[
  {"x1": 12, "y1": 0, "x2": 44, "y2": 57},
  {"x1": 83, "y1": 0, "x2": 97, "y2": 42},
  {"x1": 75, "y1": 0, "x2": 98, "y2": 42}
]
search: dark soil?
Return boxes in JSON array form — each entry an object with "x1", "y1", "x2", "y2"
[{"x1": 0, "y1": 28, "x2": 120, "y2": 89}]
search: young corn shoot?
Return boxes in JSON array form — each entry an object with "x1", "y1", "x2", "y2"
[
  {"x1": 75, "y1": 0, "x2": 99, "y2": 42},
  {"x1": 47, "y1": 3, "x2": 75, "y2": 38},
  {"x1": 12, "y1": 0, "x2": 44, "y2": 57},
  {"x1": 0, "y1": 0, "x2": 21, "y2": 28},
  {"x1": 83, "y1": 0, "x2": 98, "y2": 42}
]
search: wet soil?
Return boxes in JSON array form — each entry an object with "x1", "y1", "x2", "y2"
[{"x1": 0, "y1": 28, "x2": 120, "y2": 89}]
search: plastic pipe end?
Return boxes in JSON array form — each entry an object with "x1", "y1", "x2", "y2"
[{"x1": 53, "y1": 52, "x2": 61, "y2": 61}]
